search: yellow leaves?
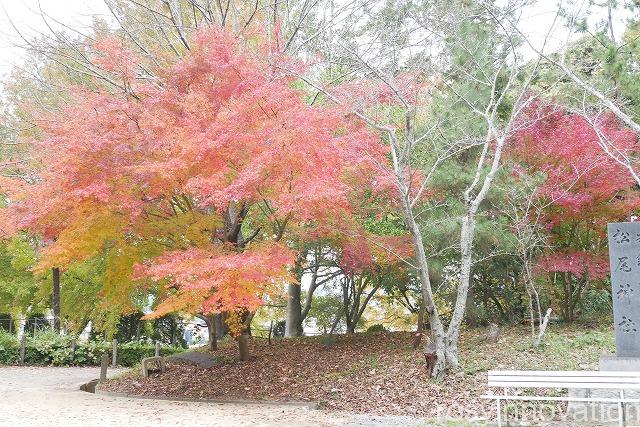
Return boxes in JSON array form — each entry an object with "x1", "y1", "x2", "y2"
[
  {"x1": 100, "y1": 243, "x2": 140, "y2": 312},
  {"x1": 37, "y1": 205, "x2": 126, "y2": 273},
  {"x1": 37, "y1": 198, "x2": 219, "y2": 274},
  {"x1": 136, "y1": 208, "x2": 221, "y2": 251},
  {"x1": 225, "y1": 311, "x2": 246, "y2": 338}
]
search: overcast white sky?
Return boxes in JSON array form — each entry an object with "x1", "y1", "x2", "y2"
[
  {"x1": 0, "y1": 0, "x2": 110, "y2": 77},
  {"x1": 0, "y1": 0, "x2": 632, "y2": 88}
]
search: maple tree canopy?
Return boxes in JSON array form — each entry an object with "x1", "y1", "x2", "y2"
[
  {"x1": 511, "y1": 104, "x2": 640, "y2": 279},
  {"x1": 2, "y1": 28, "x2": 400, "y2": 325}
]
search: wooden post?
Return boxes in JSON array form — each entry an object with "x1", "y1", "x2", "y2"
[
  {"x1": 52, "y1": 267, "x2": 61, "y2": 332},
  {"x1": 155, "y1": 340, "x2": 161, "y2": 357},
  {"x1": 19, "y1": 334, "x2": 26, "y2": 364},
  {"x1": 100, "y1": 354, "x2": 109, "y2": 382},
  {"x1": 111, "y1": 339, "x2": 117, "y2": 367}
]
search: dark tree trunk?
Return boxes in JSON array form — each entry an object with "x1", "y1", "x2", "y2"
[
  {"x1": 170, "y1": 317, "x2": 176, "y2": 345},
  {"x1": 285, "y1": 283, "x2": 303, "y2": 337},
  {"x1": 52, "y1": 267, "x2": 61, "y2": 332},
  {"x1": 341, "y1": 275, "x2": 380, "y2": 334},
  {"x1": 329, "y1": 309, "x2": 343, "y2": 334},
  {"x1": 423, "y1": 336, "x2": 437, "y2": 378},
  {"x1": 215, "y1": 313, "x2": 228, "y2": 338},
  {"x1": 238, "y1": 333, "x2": 250, "y2": 361},
  {"x1": 236, "y1": 310, "x2": 254, "y2": 360},
  {"x1": 206, "y1": 314, "x2": 217, "y2": 351}
]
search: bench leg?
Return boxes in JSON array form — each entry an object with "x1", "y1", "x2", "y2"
[
  {"x1": 496, "y1": 398, "x2": 502, "y2": 427},
  {"x1": 619, "y1": 390, "x2": 625, "y2": 427}
]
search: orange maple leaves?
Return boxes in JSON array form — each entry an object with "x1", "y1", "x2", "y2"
[{"x1": 3, "y1": 28, "x2": 394, "y2": 319}]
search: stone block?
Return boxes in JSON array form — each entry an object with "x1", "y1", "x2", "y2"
[
  {"x1": 567, "y1": 355, "x2": 640, "y2": 425},
  {"x1": 141, "y1": 356, "x2": 166, "y2": 378}
]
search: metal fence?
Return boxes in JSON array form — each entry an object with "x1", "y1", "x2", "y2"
[
  {"x1": 0, "y1": 317, "x2": 55, "y2": 335},
  {"x1": 0, "y1": 316, "x2": 328, "y2": 343}
]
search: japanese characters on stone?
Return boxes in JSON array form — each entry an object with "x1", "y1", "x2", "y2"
[{"x1": 608, "y1": 223, "x2": 640, "y2": 356}]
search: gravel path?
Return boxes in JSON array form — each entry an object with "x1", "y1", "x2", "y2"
[{"x1": 0, "y1": 366, "x2": 431, "y2": 426}]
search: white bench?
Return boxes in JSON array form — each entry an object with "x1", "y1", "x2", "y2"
[{"x1": 482, "y1": 370, "x2": 640, "y2": 426}]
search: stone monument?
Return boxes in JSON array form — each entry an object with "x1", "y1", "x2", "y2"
[
  {"x1": 603, "y1": 222, "x2": 640, "y2": 367},
  {"x1": 568, "y1": 222, "x2": 640, "y2": 424}
]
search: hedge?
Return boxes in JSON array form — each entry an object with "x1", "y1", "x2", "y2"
[{"x1": 0, "y1": 330, "x2": 184, "y2": 367}]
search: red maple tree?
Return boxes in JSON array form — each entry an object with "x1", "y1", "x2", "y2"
[
  {"x1": 2, "y1": 28, "x2": 396, "y2": 342},
  {"x1": 511, "y1": 104, "x2": 639, "y2": 319}
]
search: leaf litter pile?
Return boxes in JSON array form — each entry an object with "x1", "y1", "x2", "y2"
[{"x1": 101, "y1": 325, "x2": 613, "y2": 419}]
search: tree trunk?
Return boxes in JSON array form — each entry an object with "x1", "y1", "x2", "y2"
[
  {"x1": 205, "y1": 314, "x2": 217, "y2": 351},
  {"x1": 52, "y1": 267, "x2": 61, "y2": 333},
  {"x1": 444, "y1": 214, "x2": 476, "y2": 367},
  {"x1": 534, "y1": 308, "x2": 552, "y2": 346},
  {"x1": 399, "y1": 190, "x2": 450, "y2": 378},
  {"x1": 235, "y1": 310, "x2": 254, "y2": 359},
  {"x1": 441, "y1": 127, "x2": 508, "y2": 375},
  {"x1": 465, "y1": 277, "x2": 480, "y2": 327},
  {"x1": 285, "y1": 283, "x2": 303, "y2": 337},
  {"x1": 412, "y1": 299, "x2": 426, "y2": 349},
  {"x1": 329, "y1": 309, "x2": 343, "y2": 334},
  {"x1": 215, "y1": 313, "x2": 228, "y2": 338},
  {"x1": 342, "y1": 277, "x2": 357, "y2": 334},
  {"x1": 238, "y1": 333, "x2": 250, "y2": 361}
]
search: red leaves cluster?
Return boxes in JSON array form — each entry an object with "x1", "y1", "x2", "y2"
[
  {"x1": 512, "y1": 106, "x2": 639, "y2": 226},
  {"x1": 535, "y1": 251, "x2": 610, "y2": 280},
  {"x1": 138, "y1": 242, "x2": 297, "y2": 317},
  {"x1": 330, "y1": 73, "x2": 427, "y2": 113},
  {"x1": 511, "y1": 104, "x2": 640, "y2": 279},
  {"x1": 338, "y1": 234, "x2": 413, "y2": 275}
]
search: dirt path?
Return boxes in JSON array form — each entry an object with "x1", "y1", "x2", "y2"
[{"x1": 0, "y1": 366, "x2": 430, "y2": 426}]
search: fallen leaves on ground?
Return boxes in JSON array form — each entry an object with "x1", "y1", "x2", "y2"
[{"x1": 101, "y1": 324, "x2": 614, "y2": 419}]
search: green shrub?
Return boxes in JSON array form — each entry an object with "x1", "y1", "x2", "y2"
[
  {"x1": 579, "y1": 288, "x2": 613, "y2": 320},
  {"x1": 0, "y1": 331, "x2": 183, "y2": 367},
  {"x1": 117, "y1": 342, "x2": 183, "y2": 367},
  {"x1": 71, "y1": 341, "x2": 110, "y2": 365},
  {"x1": 24, "y1": 330, "x2": 73, "y2": 365},
  {"x1": 366, "y1": 324, "x2": 386, "y2": 333},
  {"x1": 0, "y1": 331, "x2": 19, "y2": 364}
]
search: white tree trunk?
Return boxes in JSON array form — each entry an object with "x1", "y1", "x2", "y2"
[
  {"x1": 534, "y1": 308, "x2": 552, "y2": 346},
  {"x1": 398, "y1": 179, "x2": 451, "y2": 376}
]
